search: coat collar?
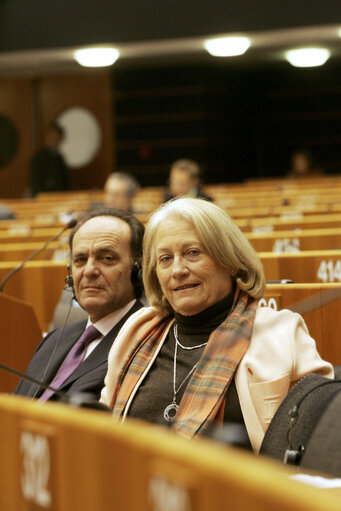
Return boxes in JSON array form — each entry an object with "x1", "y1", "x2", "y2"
[{"x1": 60, "y1": 300, "x2": 143, "y2": 389}]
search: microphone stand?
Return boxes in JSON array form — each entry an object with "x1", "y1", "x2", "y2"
[
  {"x1": 0, "y1": 362, "x2": 67, "y2": 401},
  {"x1": 0, "y1": 362, "x2": 110, "y2": 411},
  {"x1": 0, "y1": 220, "x2": 76, "y2": 293}
]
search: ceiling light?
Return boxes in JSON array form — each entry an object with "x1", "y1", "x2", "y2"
[
  {"x1": 285, "y1": 48, "x2": 330, "y2": 68},
  {"x1": 74, "y1": 47, "x2": 119, "y2": 67},
  {"x1": 204, "y1": 36, "x2": 250, "y2": 57}
]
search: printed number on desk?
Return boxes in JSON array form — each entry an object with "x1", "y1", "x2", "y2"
[
  {"x1": 317, "y1": 260, "x2": 341, "y2": 282},
  {"x1": 258, "y1": 298, "x2": 278, "y2": 310}
]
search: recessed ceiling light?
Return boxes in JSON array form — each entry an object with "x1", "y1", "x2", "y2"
[
  {"x1": 204, "y1": 36, "x2": 250, "y2": 57},
  {"x1": 285, "y1": 48, "x2": 330, "y2": 68},
  {"x1": 74, "y1": 47, "x2": 119, "y2": 67}
]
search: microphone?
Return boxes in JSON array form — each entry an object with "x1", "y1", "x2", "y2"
[
  {"x1": 1, "y1": 361, "x2": 68, "y2": 401},
  {"x1": 0, "y1": 361, "x2": 110, "y2": 411},
  {"x1": 0, "y1": 218, "x2": 77, "y2": 293}
]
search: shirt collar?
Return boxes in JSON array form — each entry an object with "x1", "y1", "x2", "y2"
[{"x1": 86, "y1": 299, "x2": 136, "y2": 337}]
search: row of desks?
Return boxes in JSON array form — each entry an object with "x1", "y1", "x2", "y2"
[
  {"x1": 3, "y1": 174, "x2": 341, "y2": 220},
  {"x1": 1, "y1": 394, "x2": 339, "y2": 511},
  {"x1": 2, "y1": 251, "x2": 341, "y2": 333},
  {"x1": 1, "y1": 224, "x2": 341, "y2": 258},
  {"x1": 2, "y1": 210, "x2": 341, "y2": 232}
]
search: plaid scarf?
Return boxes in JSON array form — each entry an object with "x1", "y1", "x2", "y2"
[{"x1": 109, "y1": 288, "x2": 257, "y2": 439}]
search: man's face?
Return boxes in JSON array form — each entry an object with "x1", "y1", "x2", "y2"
[
  {"x1": 71, "y1": 216, "x2": 135, "y2": 322},
  {"x1": 104, "y1": 178, "x2": 132, "y2": 211},
  {"x1": 169, "y1": 168, "x2": 196, "y2": 197}
]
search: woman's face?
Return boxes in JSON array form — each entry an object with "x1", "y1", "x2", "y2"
[{"x1": 155, "y1": 217, "x2": 233, "y2": 316}]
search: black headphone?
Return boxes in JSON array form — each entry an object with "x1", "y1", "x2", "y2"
[
  {"x1": 131, "y1": 260, "x2": 142, "y2": 285},
  {"x1": 65, "y1": 261, "x2": 143, "y2": 298},
  {"x1": 131, "y1": 260, "x2": 143, "y2": 298},
  {"x1": 284, "y1": 378, "x2": 341, "y2": 465},
  {"x1": 64, "y1": 264, "x2": 74, "y2": 287},
  {"x1": 64, "y1": 264, "x2": 76, "y2": 300}
]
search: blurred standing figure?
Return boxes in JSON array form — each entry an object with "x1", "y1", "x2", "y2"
[
  {"x1": 163, "y1": 159, "x2": 212, "y2": 203},
  {"x1": 30, "y1": 122, "x2": 69, "y2": 196},
  {"x1": 287, "y1": 148, "x2": 323, "y2": 178},
  {"x1": 104, "y1": 172, "x2": 140, "y2": 212}
]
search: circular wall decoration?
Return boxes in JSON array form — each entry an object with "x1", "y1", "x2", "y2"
[
  {"x1": 0, "y1": 115, "x2": 18, "y2": 167},
  {"x1": 56, "y1": 107, "x2": 101, "y2": 168}
]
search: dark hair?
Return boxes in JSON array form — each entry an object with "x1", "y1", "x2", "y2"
[{"x1": 69, "y1": 207, "x2": 145, "y2": 297}]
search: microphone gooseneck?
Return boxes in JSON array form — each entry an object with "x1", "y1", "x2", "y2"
[
  {"x1": 0, "y1": 362, "x2": 67, "y2": 400},
  {"x1": 1, "y1": 361, "x2": 110, "y2": 411},
  {"x1": 0, "y1": 218, "x2": 77, "y2": 293}
]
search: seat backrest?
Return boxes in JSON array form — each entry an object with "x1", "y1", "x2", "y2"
[
  {"x1": 300, "y1": 390, "x2": 341, "y2": 477},
  {"x1": 260, "y1": 372, "x2": 341, "y2": 471}
]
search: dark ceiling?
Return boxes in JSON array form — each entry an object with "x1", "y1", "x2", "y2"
[{"x1": 1, "y1": 0, "x2": 341, "y2": 51}]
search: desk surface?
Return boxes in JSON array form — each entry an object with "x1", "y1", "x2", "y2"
[{"x1": 0, "y1": 395, "x2": 340, "y2": 511}]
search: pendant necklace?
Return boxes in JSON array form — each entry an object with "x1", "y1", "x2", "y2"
[{"x1": 163, "y1": 323, "x2": 208, "y2": 423}]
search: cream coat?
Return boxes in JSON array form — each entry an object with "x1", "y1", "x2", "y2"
[
  {"x1": 236, "y1": 307, "x2": 333, "y2": 452},
  {"x1": 102, "y1": 306, "x2": 334, "y2": 453}
]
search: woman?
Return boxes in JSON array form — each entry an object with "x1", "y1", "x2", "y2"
[{"x1": 101, "y1": 197, "x2": 333, "y2": 452}]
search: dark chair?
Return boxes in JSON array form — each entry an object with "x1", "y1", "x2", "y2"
[{"x1": 260, "y1": 369, "x2": 341, "y2": 476}]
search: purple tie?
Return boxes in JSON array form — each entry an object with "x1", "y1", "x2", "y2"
[{"x1": 39, "y1": 325, "x2": 100, "y2": 402}]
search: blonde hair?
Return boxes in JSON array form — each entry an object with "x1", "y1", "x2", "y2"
[{"x1": 143, "y1": 197, "x2": 265, "y2": 313}]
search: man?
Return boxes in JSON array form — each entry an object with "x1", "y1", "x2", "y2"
[
  {"x1": 30, "y1": 122, "x2": 69, "y2": 197},
  {"x1": 49, "y1": 172, "x2": 141, "y2": 330},
  {"x1": 163, "y1": 159, "x2": 212, "y2": 203},
  {"x1": 0, "y1": 203, "x2": 15, "y2": 219},
  {"x1": 14, "y1": 207, "x2": 144, "y2": 402},
  {"x1": 104, "y1": 172, "x2": 140, "y2": 212}
]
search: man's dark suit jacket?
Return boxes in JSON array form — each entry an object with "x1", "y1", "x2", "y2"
[{"x1": 13, "y1": 300, "x2": 143, "y2": 402}]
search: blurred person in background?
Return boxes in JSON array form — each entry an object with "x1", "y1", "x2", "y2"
[
  {"x1": 287, "y1": 148, "x2": 323, "y2": 178},
  {"x1": 0, "y1": 203, "x2": 15, "y2": 219},
  {"x1": 163, "y1": 159, "x2": 212, "y2": 203},
  {"x1": 104, "y1": 172, "x2": 140, "y2": 212},
  {"x1": 30, "y1": 122, "x2": 69, "y2": 196}
]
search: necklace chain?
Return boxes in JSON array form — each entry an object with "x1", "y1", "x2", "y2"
[
  {"x1": 173, "y1": 323, "x2": 208, "y2": 350},
  {"x1": 163, "y1": 323, "x2": 208, "y2": 423}
]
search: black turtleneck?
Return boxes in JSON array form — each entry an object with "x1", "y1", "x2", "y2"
[{"x1": 128, "y1": 290, "x2": 247, "y2": 433}]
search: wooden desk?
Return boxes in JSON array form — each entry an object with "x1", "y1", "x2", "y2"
[
  {"x1": 247, "y1": 227, "x2": 341, "y2": 252},
  {"x1": 0, "y1": 241, "x2": 65, "y2": 262},
  {"x1": 0, "y1": 261, "x2": 67, "y2": 332},
  {"x1": 0, "y1": 395, "x2": 339, "y2": 511},
  {"x1": 262, "y1": 283, "x2": 341, "y2": 365},
  {"x1": 0, "y1": 227, "x2": 63, "y2": 244},
  {"x1": 261, "y1": 249, "x2": 341, "y2": 283},
  {"x1": 247, "y1": 213, "x2": 341, "y2": 233}
]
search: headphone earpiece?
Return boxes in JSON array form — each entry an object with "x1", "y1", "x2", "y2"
[
  {"x1": 64, "y1": 275, "x2": 74, "y2": 287},
  {"x1": 131, "y1": 261, "x2": 142, "y2": 285},
  {"x1": 64, "y1": 264, "x2": 76, "y2": 300}
]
